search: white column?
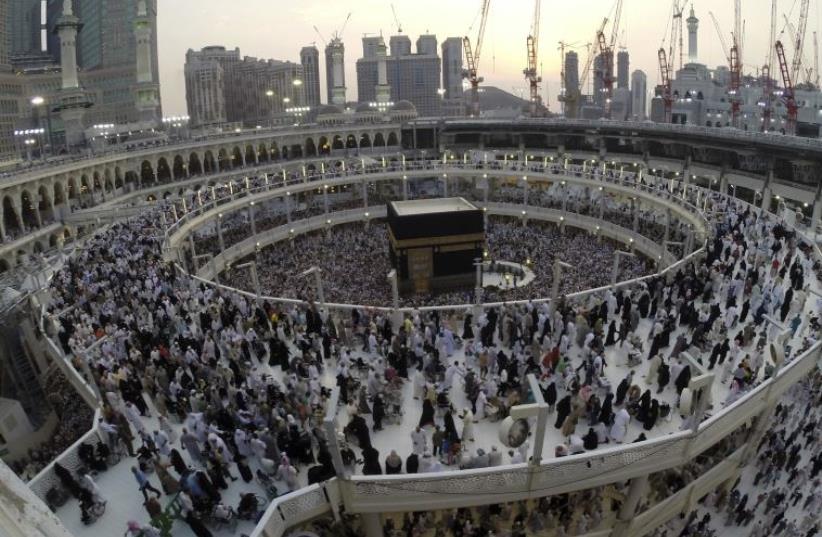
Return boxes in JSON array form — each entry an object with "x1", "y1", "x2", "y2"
[
  {"x1": 610, "y1": 475, "x2": 649, "y2": 537},
  {"x1": 361, "y1": 513, "x2": 384, "y2": 537},
  {"x1": 0, "y1": 458, "x2": 76, "y2": 537}
]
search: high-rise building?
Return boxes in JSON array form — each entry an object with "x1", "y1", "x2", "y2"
[
  {"x1": 300, "y1": 45, "x2": 321, "y2": 107},
  {"x1": 687, "y1": 7, "x2": 699, "y2": 63},
  {"x1": 0, "y1": 0, "x2": 8, "y2": 66},
  {"x1": 441, "y1": 38, "x2": 462, "y2": 99},
  {"x1": 185, "y1": 47, "x2": 237, "y2": 126},
  {"x1": 185, "y1": 46, "x2": 305, "y2": 127},
  {"x1": 3, "y1": 0, "x2": 161, "y2": 130},
  {"x1": 617, "y1": 50, "x2": 629, "y2": 89},
  {"x1": 593, "y1": 53, "x2": 606, "y2": 105},
  {"x1": 324, "y1": 39, "x2": 345, "y2": 105},
  {"x1": 357, "y1": 33, "x2": 442, "y2": 116},
  {"x1": 416, "y1": 34, "x2": 437, "y2": 56},
  {"x1": 389, "y1": 35, "x2": 412, "y2": 57},
  {"x1": 564, "y1": 51, "x2": 579, "y2": 96},
  {"x1": 631, "y1": 69, "x2": 647, "y2": 120}
]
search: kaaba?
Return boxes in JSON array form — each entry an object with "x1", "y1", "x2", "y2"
[{"x1": 387, "y1": 197, "x2": 485, "y2": 294}]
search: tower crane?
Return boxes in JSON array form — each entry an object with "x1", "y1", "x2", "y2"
[
  {"x1": 596, "y1": 0, "x2": 623, "y2": 118},
  {"x1": 708, "y1": 10, "x2": 741, "y2": 128},
  {"x1": 523, "y1": 0, "x2": 542, "y2": 117},
  {"x1": 658, "y1": 0, "x2": 683, "y2": 124},
  {"x1": 463, "y1": 0, "x2": 491, "y2": 117},
  {"x1": 791, "y1": 0, "x2": 810, "y2": 85},
  {"x1": 559, "y1": 20, "x2": 606, "y2": 119},
  {"x1": 814, "y1": 32, "x2": 820, "y2": 88},
  {"x1": 775, "y1": 40, "x2": 798, "y2": 135},
  {"x1": 761, "y1": 0, "x2": 777, "y2": 132},
  {"x1": 390, "y1": 4, "x2": 403, "y2": 34}
]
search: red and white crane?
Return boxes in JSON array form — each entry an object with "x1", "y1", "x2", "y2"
[{"x1": 775, "y1": 40, "x2": 798, "y2": 135}]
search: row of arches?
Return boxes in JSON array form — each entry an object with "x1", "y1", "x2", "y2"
[
  {"x1": 137, "y1": 132, "x2": 400, "y2": 186},
  {"x1": 0, "y1": 228, "x2": 74, "y2": 273}
]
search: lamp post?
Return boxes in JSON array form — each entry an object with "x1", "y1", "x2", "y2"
[
  {"x1": 299, "y1": 266, "x2": 325, "y2": 311},
  {"x1": 233, "y1": 261, "x2": 261, "y2": 305},
  {"x1": 387, "y1": 269, "x2": 402, "y2": 332},
  {"x1": 550, "y1": 260, "x2": 573, "y2": 314},
  {"x1": 611, "y1": 250, "x2": 636, "y2": 286}
]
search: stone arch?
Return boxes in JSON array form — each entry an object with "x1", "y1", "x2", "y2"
[
  {"x1": 0, "y1": 258, "x2": 9, "y2": 273},
  {"x1": 15, "y1": 250, "x2": 26, "y2": 266},
  {"x1": 103, "y1": 168, "x2": 113, "y2": 192},
  {"x1": 140, "y1": 160, "x2": 155, "y2": 184},
  {"x1": 387, "y1": 132, "x2": 399, "y2": 146},
  {"x1": 374, "y1": 132, "x2": 386, "y2": 147},
  {"x1": 305, "y1": 137, "x2": 317, "y2": 157},
  {"x1": 245, "y1": 144, "x2": 256, "y2": 165},
  {"x1": 114, "y1": 175, "x2": 123, "y2": 189},
  {"x1": 345, "y1": 134, "x2": 358, "y2": 149},
  {"x1": 173, "y1": 155, "x2": 186, "y2": 179},
  {"x1": 80, "y1": 174, "x2": 91, "y2": 195},
  {"x1": 269, "y1": 142, "x2": 279, "y2": 160},
  {"x1": 217, "y1": 149, "x2": 231, "y2": 171},
  {"x1": 359, "y1": 133, "x2": 372, "y2": 148},
  {"x1": 92, "y1": 171, "x2": 102, "y2": 192},
  {"x1": 53, "y1": 182, "x2": 66, "y2": 206},
  {"x1": 37, "y1": 185, "x2": 53, "y2": 223},
  {"x1": 332, "y1": 135, "x2": 344, "y2": 150},
  {"x1": 318, "y1": 136, "x2": 330, "y2": 155},
  {"x1": 281, "y1": 146, "x2": 290, "y2": 159},
  {"x1": 156, "y1": 157, "x2": 172, "y2": 182},
  {"x1": 203, "y1": 151, "x2": 215, "y2": 173},
  {"x1": 2, "y1": 195, "x2": 21, "y2": 235},
  {"x1": 290, "y1": 144, "x2": 303, "y2": 159},
  {"x1": 189, "y1": 153, "x2": 203, "y2": 175},
  {"x1": 231, "y1": 146, "x2": 243, "y2": 167},
  {"x1": 32, "y1": 240, "x2": 44, "y2": 253},
  {"x1": 49, "y1": 233, "x2": 59, "y2": 247},
  {"x1": 115, "y1": 166, "x2": 123, "y2": 185},
  {"x1": 124, "y1": 171, "x2": 138, "y2": 186},
  {"x1": 67, "y1": 177, "x2": 77, "y2": 199},
  {"x1": 20, "y1": 190, "x2": 39, "y2": 229},
  {"x1": 257, "y1": 144, "x2": 269, "y2": 163}
]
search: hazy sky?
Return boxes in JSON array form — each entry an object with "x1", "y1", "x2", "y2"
[{"x1": 157, "y1": 0, "x2": 821, "y2": 116}]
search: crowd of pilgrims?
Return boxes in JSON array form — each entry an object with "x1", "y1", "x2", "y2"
[
  {"x1": 222, "y1": 217, "x2": 650, "y2": 308},
  {"x1": 651, "y1": 370, "x2": 821, "y2": 537},
  {"x1": 8, "y1": 370, "x2": 95, "y2": 480},
  {"x1": 33, "y1": 183, "x2": 819, "y2": 535}
]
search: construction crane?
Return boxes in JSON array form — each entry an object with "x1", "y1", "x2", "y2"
[
  {"x1": 775, "y1": 40, "x2": 799, "y2": 135},
  {"x1": 523, "y1": 0, "x2": 542, "y2": 117},
  {"x1": 791, "y1": 0, "x2": 810, "y2": 85},
  {"x1": 390, "y1": 4, "x2": 403, "y2": 34},
  {"x1": 733, "y1": 0, "x2": 742, "y2": 70},
  {"x1": 463, "y1": 0, "x2": 491, "y2": 117},
  {"x1": 559, "y1": 20, "x2": 605, "y2": 119},
  {"x1": 314, "y1": 12, "x2": 352, "y2": 46},
  {"x1": 708, "y1": 11, "x2": 741, "y2": 128},
  {"x1": 814, "y1": 31, "x2": 820, "y2": 88},
  {"x1": 596, "y1": 0, "x2": 623, "y2": 118},
  {"x1": 761, "y1": 0, "x2": 777, "y2": 132},
  {"x1": 658, "y1": 0, "x2": 684, "y2": 124}
]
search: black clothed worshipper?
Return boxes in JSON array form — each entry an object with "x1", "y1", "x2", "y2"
[{"x1": 554, "y1": 395, "x2": 572, "y2": 429}]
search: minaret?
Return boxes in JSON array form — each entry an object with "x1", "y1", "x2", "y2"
[
  {"x1": 375, "y1": 37, "x2": 391, "y2": 104},
  {"x1": 133, "y1": 0, "x2": 161, "y2": 125},
  {"x1": 687, "y1": 6, "x2": 699, "y2": 63},
  {"x1": 54, "y1": 0, "x2": 91, "y2": 149},
  {"x1": 329, "y1": 38, "x2": 346, "y2": 106}
]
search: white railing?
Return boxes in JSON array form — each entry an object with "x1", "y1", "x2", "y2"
[{"x1": 27, "y1": 408, "x2": 103, "y2": 502}]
